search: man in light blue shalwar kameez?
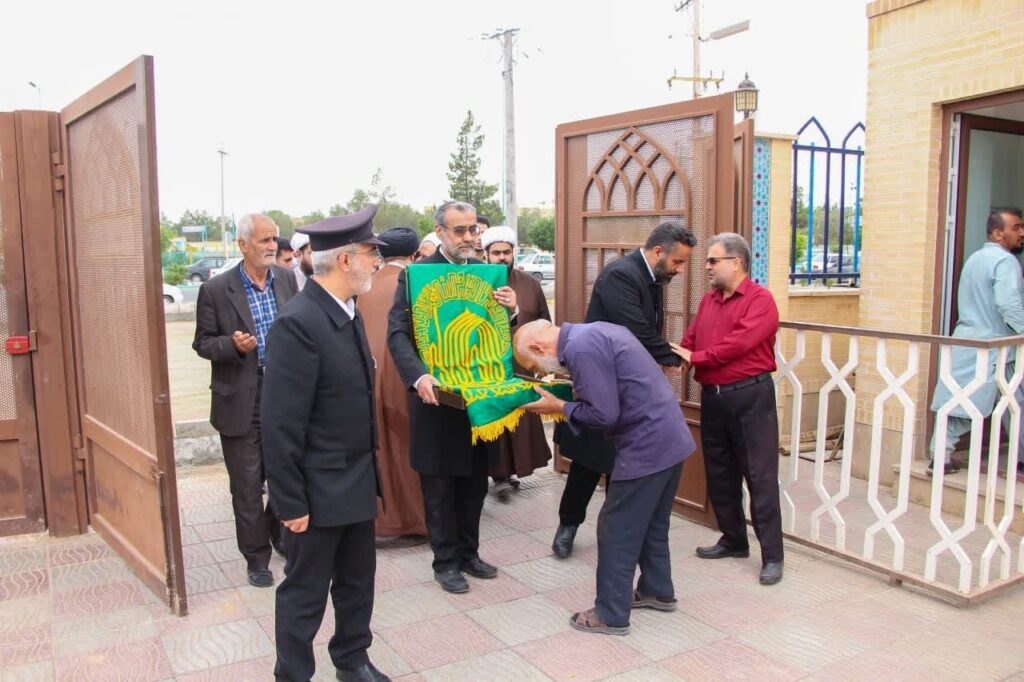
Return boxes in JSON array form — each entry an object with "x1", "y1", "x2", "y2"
[{"x1": 929, "y1": 209, "x2": 1024, "y2": 475}]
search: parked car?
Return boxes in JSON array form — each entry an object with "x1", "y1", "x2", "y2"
[
  {"x1": 516, "y1": 252, "x2": 555, "y2": 281},
  {"x1": 515, "y1": 246, "x2": 539, "y2": 264},
  {"x1": 162, "y1": 283, "x2": 184, "y2": 304},
  {"x1": 208, "y1": 257, "x2": 241, "y2": 279},
  {"x1": 186, "y1": 256, "x2": 227, "y2": 283}
]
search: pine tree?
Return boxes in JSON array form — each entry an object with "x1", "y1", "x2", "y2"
[{"x1": 446, "y1": 111, "x2": 504, "y2": 223}]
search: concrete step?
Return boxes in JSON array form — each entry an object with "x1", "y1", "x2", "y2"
[{"x1": 893, "y1": 460, "x2": 1024, "y2": 535}]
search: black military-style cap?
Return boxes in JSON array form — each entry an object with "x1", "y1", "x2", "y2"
[{"x1": 297, "y1": 204, "x2": 386, "y2": 251}]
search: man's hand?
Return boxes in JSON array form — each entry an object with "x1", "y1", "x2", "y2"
[
  {"x1": 415, "y1": 374, "x2": 440, "y2": 406},
  {"x1": 493, "y1": 286, "x2": 517, "y2": 311},
  {"x1": 232, "y1": 331, "x2": 258, "y2": 354},
  {"x1": 282, "y1": 514, "x2": 309, "y2": 533},
  {"x1": 523, "y1": 386, "x2": 566, "y2": 416},
  {"x1": 669, "y1": 342, "x2": 692, "y2": 365}
]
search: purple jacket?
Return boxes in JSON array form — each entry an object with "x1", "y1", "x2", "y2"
[{"x1": 558, "y1": 322, "x2": 696, "y2": 481}]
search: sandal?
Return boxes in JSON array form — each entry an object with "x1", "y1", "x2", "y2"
[
  {"x1": 569, "y1": 608, "x2": 629, "y2": 636},
  {"x1": 631, "y1": 590, "x2": 678, "y2": 612}
]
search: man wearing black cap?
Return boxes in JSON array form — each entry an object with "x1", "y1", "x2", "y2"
[
  {"x1": 387, "y1": 200, "x2": 519, "y2": 594},
  {"x1": 357, "y1": 227, "x2": 427, "y2": 545},
  {"x1": 262, "y1": 205, "x2": 390, "y2": 682}
]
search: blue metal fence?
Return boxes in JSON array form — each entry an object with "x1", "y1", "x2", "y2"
[{"x1": 790, "y1": 117, "x2": 865, "y2": 285}]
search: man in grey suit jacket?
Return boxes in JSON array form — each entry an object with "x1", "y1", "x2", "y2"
[{"x1": 193, "y1": 213, "x2": 298, "y2": 587}]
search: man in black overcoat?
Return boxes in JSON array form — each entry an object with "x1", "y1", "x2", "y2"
[
  {"x1": 262, "y1": 205, "x2": 390, "y2": 682},
  {"x1": 552, "y1": 221, "x2": 697, "y2": 558},
  {"x1": 386, "y1": 200, "x2": 519, "y2": 594}
]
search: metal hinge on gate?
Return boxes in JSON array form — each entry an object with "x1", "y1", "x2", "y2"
[
  {"x1": 5, "y1": 331, "x2": 37, "y2": 355},
  {"x1": 52, "y1": 151, "x2": 66, "y2": 191}
]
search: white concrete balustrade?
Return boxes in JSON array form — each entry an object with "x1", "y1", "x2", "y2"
[{"x1": 772, "y1": 321, "x2": 1024, "y2": 603}]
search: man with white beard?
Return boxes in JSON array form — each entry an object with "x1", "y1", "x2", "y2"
[{"x1": 262, "y1": 205, "x2": 391, "y2": 681}]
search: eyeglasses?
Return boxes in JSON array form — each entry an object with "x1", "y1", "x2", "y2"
[
  {"x1": 443, "y1": 224, "x2": 479, "y2": 238},
  {"x1": 346, "y1": 247, "x2": 381, "y2": 260},
  {"x1": 705, "y1": 256, "x2": 739, "y2": 266}
]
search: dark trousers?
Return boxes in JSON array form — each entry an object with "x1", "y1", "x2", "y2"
[
  {"x1": 419, "y1": 446, "x2": 489, "y2": 573},
  {"x1": 219, "y1": 375, "x2": 280, "y2": 569},
  {"x1": 558, "y1": 461, "x2": 604, "y2": 526},
  {"x1": 700, "y1": 379, "x2": 784, "y2": 563},
  {"x1": 274, "y1": 520, "x2": 375, "y2": 682},
  {"x1": 595, "y1": 462, "x2": 682, "y2": 627}
]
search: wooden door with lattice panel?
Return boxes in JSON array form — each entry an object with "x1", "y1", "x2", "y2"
[
  {"x1": 59, "y1": 56, "x2": 187, "y2": 614},
  {"x1": 554, "y1": 94, "x2": 736, "y2": 526}
]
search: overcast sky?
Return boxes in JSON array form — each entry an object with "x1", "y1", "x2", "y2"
[{"x1": 0, "y1": 0, "x2": 867, "y2": 222}]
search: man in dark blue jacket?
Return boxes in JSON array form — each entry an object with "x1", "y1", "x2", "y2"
[
  {"x1": 517, "y1": 319, "x2": 696, "y2": 635},
  {"x1": 262, "y1": 206, "x2": 390, "y2": 682}
]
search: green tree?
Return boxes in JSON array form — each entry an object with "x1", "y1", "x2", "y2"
[
  {"x1": 163, "y1": 264, "x2": 187, "y2": 285},
  {"x1": 416, "y1": 214, "x2": 435, "y2": 237},
  {"x1": 527, "y1": 216, "x2": 555, "y2": 252},
  {"x1": 296, "y1": 210, "x2": 326, "y2": 227},
  {"x1": 346, "y1": 168, "x2": 431, "y2": 232},
  {"x1": 160, "y1": 226, "x2": 177, "y2": 253},
  {"x1": 446, "y1": 111, "x2": 504, "y2": 224},
  {"x1": 328, "y1": 203, "x2": 347, "y2": 217},
  {"x1": 175, "y1": 209, "x2": 221, "y2": 242},
  {"x1": 264, "y1": 209, "x2": 295, "y2": 238}
]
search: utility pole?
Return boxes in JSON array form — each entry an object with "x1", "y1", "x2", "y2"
[
  {"x1": 486, "y1": 28, "x2": 520, "y2": 242},
  {"x1": 666, "y1": 2, "x2": 748, "y2": 97},
  {"x1": 691, "y1": 0, "x2": 701, "y2": 99},
  {"x1": 217, "y1": 146, "x2": 228, "y2": 257}
]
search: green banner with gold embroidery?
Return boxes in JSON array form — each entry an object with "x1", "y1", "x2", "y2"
[{"x1": 408, "y1": 263, "x2": 572, "y2": 443}]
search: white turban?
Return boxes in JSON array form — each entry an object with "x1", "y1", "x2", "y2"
[
  {"x1": 480, "y1": 225, "x2": 517, "y2": 251},
  {"x1": 290, "y1": 232, "x2": 310, "y2": 251},
  {"x1": 420, "y1": 232, "x2": 441, "y2": 246}
]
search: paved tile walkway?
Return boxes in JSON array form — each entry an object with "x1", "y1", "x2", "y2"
[{"x1": 1, "y1": 462, "x2": 1022, "y2": 681}]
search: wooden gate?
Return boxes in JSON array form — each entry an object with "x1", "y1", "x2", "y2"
[{"x1": 554, "y1": 93, "x2": 738, "y2": 526}]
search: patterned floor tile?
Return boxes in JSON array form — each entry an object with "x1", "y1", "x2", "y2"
[
  {"x1": 216, "y1": 559, "x2": 257, "y2": 589},
  {"x1": 880, "y1": 625, "x2": 1024, "y2": 679},
  {"x1": 513, "y1": 629, "x2": 647, "y2": 682},
  {"x1": 155, "y1": 589, "x2": 250, "y2": 636},
  {"x1": 175, "y1": 654, "x2": 275, "y2": 681},
  {"x1": 660, "y1": 638, "x2": 802, "y2": 681},
  {"x1": 374, "y1": 560, "x2": 421, "y2": 594},
  {"x1": 50, "y1": 558, "x2": 134, "y2": 592},
  {"x1": 625, "y1": 608, "x2": 725, "y2": 660},
  {"x1": 372, "y1": 584, "x2": 458, "y2": 629},
  {"x1": 0, "y1": 594, "x2": 52, "y2": 635},
  {"x1": 177, "y1": 487, "x2": 232, "y2": 508},
  {"x1": 50, "y1": 606, "x2": 157, "y2": 658},
  {"x1": 379, "y1": 613, "x2": 503, "y2": 670},
  {"x1": 183, "y1": 564, "x2": 234, "y2": 596},
  {"x1": 737, "y1": 613, "x2": 874, "y2": 673},
  {"x1": 441, "y1": 572, "x2": 536, "y2": 611},
  {"x1": 678, "y1": 585, "x2": 794, "y2": 635},
  {"x1": 236, "y1": 584, "x2": 277, "y2": 617},
  {"x1": 54, "y1": 637, "x2": 172, "y2": 681},
  {"x1": 391, "y1": 551, "x2": 436, "y2": 582},
  {"x1": 420, "y1": 648, "x2": 549, "y2": 681},
  {"x1": 0, "y1": 547, "x2": 48, "y2": 578},
  {"x1": 182, "y1": 543, "x2": 218, "y2": 569},
  {"x1": 601, "y1": 663, "x2": 688, "y2": 681},
  {"x1": 502, "y1": 556, "x2": 596, "y2": 593},
  {"x1": 0, "y1": 624, "x2": 52, "y2": 669},
  {"x1": 179, "y1": 524, "x2": 202, "y2": 546},
  {"x1": 193, "y1": 522, "x2": 237, "y2": 543},
  {"x1": 541, "y1": 576, "x2": 597, "y2": 612},
  {"x1": 48, "y1": 539, "x2": 114, "y2": 566},
  {"x1": 808, "y1": 649, "x2": 959, "y2": 682},
  {"x1": 466, "y1": 595, "x2": 571, "y2": 646},
  {"x1": 161, "y1": 617, "x2": 274, "y2": 675},
  {"x1": 52, "y1": 579, "x2": 148, "y2": 618},
  {"x1": 366, "y1": 637, "x2": 414, "y2": 679},
  {"x1": 0, "y1": 570, "x2": 49, "y2": 602},
  {"x1": 477, "y1": 531, "x2": 555, "y2": 568},
  {"x1": 0, "y1": 659, "x2": 54, "y2": 682},
  {"x1": 202, "y1": 538, "x2": 241, "y2": 564},
  {"x1": 185, "y1": 503, "x2": 236, "y2": 527}
]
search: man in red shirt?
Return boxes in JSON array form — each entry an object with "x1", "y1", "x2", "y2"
[{"x1": 675, "y1": 232, "x2": 783, "y2": 585}]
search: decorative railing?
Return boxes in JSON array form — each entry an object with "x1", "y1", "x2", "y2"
[{"x1": 773, "y1": 321, "x2": 1023, "y2": 604}]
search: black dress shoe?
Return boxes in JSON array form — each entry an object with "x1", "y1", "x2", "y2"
[
  {"x1": 247, "y1": 567, "x2": 274, "y2": 588},
  {"x1": 696, "y1": 544, "x2": 750, "y2": 560},
  {"x1": 434, "y1": 568, "x2": 469, "y2": 593},
  {"x1": 459, "y1": 557, "x2": 498, "y2": 579},
  {"x1": 552, "y1": 524, "x2": 578, "y2": 559},
  {"x1": 336, "y1": 661, "x2": 390, "y2": 681},
  {"x1": 760, "y1": 561, "x2": 784, "y2": 585}
]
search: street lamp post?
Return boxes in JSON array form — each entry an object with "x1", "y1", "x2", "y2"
[
  {"x1": 735, "y1": 73, "x2": 759, "y2": 119},
  {"x1": 217, "y1": 147, "x2": 228, "y2": 257},
  {"x1": 27, "y1": 82, "x2": 42, "y2": 109}
]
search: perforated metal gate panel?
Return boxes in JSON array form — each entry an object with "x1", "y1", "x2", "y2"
[{"x1": 0, "y1": 191, "x2": 14, "y2": 422}]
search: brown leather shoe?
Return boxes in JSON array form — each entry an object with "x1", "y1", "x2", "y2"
[{"x1": 569, "y1": 607, "x2": 629, "y2": 636}]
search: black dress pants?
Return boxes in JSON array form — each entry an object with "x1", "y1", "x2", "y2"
[
  {"x1": 219, "y1": 374, "x2": 280, "y2": 569},
  {"x1": 558, "y1": 461, "x2": 604, "y2": 526},
  {"x1": 595, "y1": 462, "x2": 682, "y2": 627},
  {"x1": 700, "y1": 379, "x2": 784, "y2": 563},
  {"x1": 419, "y1": 445, "x2": 489, "y2": 573},
  {"x1": 274, "y1": 520, "x2": 375, "y2": 681}
]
